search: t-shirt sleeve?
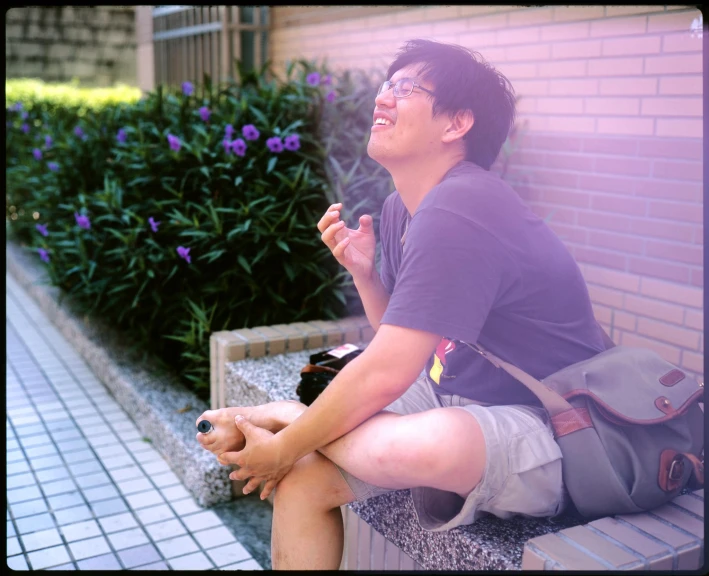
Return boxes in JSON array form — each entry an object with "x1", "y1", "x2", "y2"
[
  {"x1": 378, "y1": 194, "x2": 397, "y2": 295},
  {"x1": 381, "y1": 206, "x2": 517, "y2": 343}
]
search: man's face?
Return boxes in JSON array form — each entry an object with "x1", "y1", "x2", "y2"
[{"x1": 367, "y1": 63, "x2": 448, "y2": 167}]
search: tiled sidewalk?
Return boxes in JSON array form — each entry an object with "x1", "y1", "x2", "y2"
[{"x1": 6, "y1": 273, "x2": 262, "y2": 571}]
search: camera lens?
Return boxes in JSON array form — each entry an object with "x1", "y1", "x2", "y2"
[{"x1": 197, "y1": 420, "x2": 213, "y2": 434}]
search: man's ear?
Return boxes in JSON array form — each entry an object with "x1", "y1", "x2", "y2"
[{"x1": 442, "y1": 109, "x2": 474, "y2": 144}]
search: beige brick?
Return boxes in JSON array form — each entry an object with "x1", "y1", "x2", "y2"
[
  {"x1": 624, "y1": 294, "x2": 684, "y2": 325},
  {"x1": 650, "y1": 504, "x2": 704, "y2": 538},
  {"x1": 588, "y1": 517, "x2": 673, "y2": 571},
  {"x1": 525, "y1": 533, "x2": 607, "y2": 570},
  {"x1": 560, "y1": 525, "x2": 640, "y2": 568},
  {"x1": 458, "y1": 30, "x2": 496, "y2": 48},
  {"x1": 307, "y1": 320, "x2": 346, "y2": 348},
  {"x1": 613, "y1": 310, "x2": 637, "y2": 331},
  {"x1": 672, "y1": 494, "x2": 704, "y2": 518},
  {"x1": 597, "y1": 117, "x2": 654, "y2": 137},
  {"x1": 602, "y1": 35, "x2": 661, "y2": 56},
  {"x1": 423, "y1": 6, "x2": 459, "y2": 21},
  {"x1": 541, "y1": 21, "x2": 590, "y2": 42},
  {"x1": 250, "y1": 326, "x2": 287, "y2": 356},
  {"x1": 645, "y1": 54, "x2": 702, "y2": 75},
  {"x1": 590, "y1": 16, "x2": 647, "y2": 37},
  {"x1": 637, "y1": 317, "x2": 701, "y2": 349},
  {"x1": 585, "y1": 97, "x2": 639, "y2": 116},
  {"x1": 270, "y1": 323, "x2": 305, "y2": 352},
  {"x1": 548, "y1": 79, "x2": 598, "y2": 96},
  {"x1": 288, "y1": 322, "x2": 325, "y2": 349},
  {"x1": 496, "y1": 25, "x2": 540, "y2": 45},
  {"x1": 655, "y1": 119, "x2": 702, "y2": 138},
  {"x1": 521, "y1": 544, "x2": 548, "y2": 570},
  {"x1": 460, "y1": 6, "x2": 502, "y2": 18},
  {"x1": 507, "y1": 6, "x2": 554, "y2": 27},
  {"x1": 431, "y1": 19, "x2": 469, "y2": 36},
  {"x1": 538, "y1": 59, "x2": 587, "y2": 78},
  {"x1": 641, "y1": 96, "x2": 702, "y2": 117},
  {"x1": 551, "y1": 39, "x2": 602, "y2": 59},
  {"x1": 513, "y1": 79, "x2": 549, "y2": 96},
  {"x1": 536, "y1": 97, "x2": 584, "y2": 114},
  {"x1": 230, "y1": 328, "x2": 266, "y2": 358},
  {"x1": 599, "y1": 77, "x2": 658, "y2": 96},
  {"x1": 684, "y1": 310, "x2": 703, "y2": 331},
  {"x1": 553, "y1": 6, "x2": 605, "y2": 22},
  {"x1": 588, "y1": 284, "x2": 625, "y2": 308},
  {"x1": 647, "y1": 10, "x2": 702, "y2": 33},
  {"x1": 620, "y1": 332, "x2": 681, "y2": 364},
  {"x1": 498, "y1": 62, "x2": 538, "y2": 79},
  {"x1": 658, "y1": 75, "x2": 702, "y2": 95},
  {"x1": 588, "y1": 57, "x2": 643, "y2": 76},
  {"x1": 605, "y1": 6, "x2": 666, "y2": 18},
  {"x1": 506, "y1": 43, "x2": 550, "y2": 61},
  {"x1": 663, "y1": 31, "x2": 704, "y2": 53},
  {"x1": 592, "y1": 303, "x2": 612, "y2": 324},
  {"x1": 640, "y1": 277, "x2": 703, "y2": 308},
  {"x1": 393, "y1": 8, "x2": 427, "y2": 26}
]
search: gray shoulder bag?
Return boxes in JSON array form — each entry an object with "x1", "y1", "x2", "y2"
[{"x1": 465, "y1": 335, "x2": 704, "y2": 519}]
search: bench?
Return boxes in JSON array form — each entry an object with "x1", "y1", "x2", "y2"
[{"x1": 210, "y1": 319, "x2": 705, "y2": 570}]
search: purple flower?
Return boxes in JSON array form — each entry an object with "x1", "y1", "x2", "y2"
[
  {"x1": 148, "y1": 217, "x2": 161, "y2": 233},
  {"x1": 199, "y1": 107, "x2": 211, "y2": 122},
  {"x1": 322, "y1": 74, "x2": 332, "y2": 85},
  {"x1": 182, "y1": 81, "x2": 194, "y2": 96},
  {"x1": 326, "y1": 90, "x2": 336, "y2": 103},
  {"x1": 33, "y1": 148, "x2": 42, "y2": 160},
  {"x1": 45, "y1": 135, "x2": 53, "y2": 148},
  {"x1": 222, "y1": 138, "x2": 232, "y2": 153},
  {"x1": 21, "y1": 111, "x2": 28, "y2": 120},
  {"x1": 36, "y1": 223, "x2": 49, "y2": 237},
  {"x1": 37, "y1": 248, "x2": 50, "y2": 263},
  {"x1": 21, "y1": 123, "x2": 30, "y2": 134},
  {"x1": 177, "y1": 246, "x2": 191, "y2": 264},
  {"x1": 230, "y1": 138, "x2": 246, "y2": 157},
  {"x1": 284, "y1": 134, "x2": 300, "y2": 152},
  {"x1": 306, "y1": 72, "x2": 321, "y2": 86},
  {"x1": 242, "y1": 124, "x2": 260, "y2": 141},
  {"x1": 266, "y1": 136, "x2": 283, "y2": 153},
  {"x1": 48, "y1": 161, "x2": 59, "y2": 172},
  {"x1": 225, "y1": 124, "x2": 234, "y2": 139},
  {"x1": 116, "y1": 129, "x2": 127, "y2": 143},
  {"x1": 74, "y1": 212, "x2": 91, "y2": 230},
  {"x1": 167, "y1": 134, "x2": 181, "y2": 152},
  {"x1": 11, "y1": 102, "x2": 23, "y2": 112},
  {"x1": 74, "y1": 126, "x2": 84, "y2": 138}
]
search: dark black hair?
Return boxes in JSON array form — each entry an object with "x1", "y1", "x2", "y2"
[{"x1": 387, "y1": 39, "x2": 516, "y2": 171}]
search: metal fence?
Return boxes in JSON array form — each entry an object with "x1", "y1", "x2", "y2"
[{"x1": 152, "y1": 6, "x2": 269, "y2": 89}]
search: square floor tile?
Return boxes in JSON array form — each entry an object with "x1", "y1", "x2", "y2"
[
  {"x1": 205, "y1": 542, "x2": 251, "y2": 568},
  {"x1": 7, "y1": 472, "x2": 37, "y2": 489},
  {"x1": 7, "y1": 450, "x2": 26, "y2": 463},
  {"x1": 11, "y1": 415, "x2": 43, "y2": 426},
  {"x1": 50, "y1": 428, "x2": 83, "y2": 442},
  {"x1": 125, "y1": 490, "x2": 165, "y2": 510},
  {"x1": 82, "y1": 484, "x2": 120, "y2": 503},
  {"x1": 20, "y1": 527, "x2": 63, "y2": 552},
  {"x1": 30, "y1": 454, "x2": 65, "y2": 470},
  {"x1": 43, "y1": 419, "x2": 77, "y2": 432},
  {"x1": 76, "y1": 552, "x2": 122, "y2": 570},
  {"x1": 192, "y1": 526, "x2": 236, "y2": 550},
  {"x1": 7, "y1": 460, "x2": 31, "y2": 475},
  {"x1": 160, "y1": 485, "x2": 190, "y2": 501},
  {"x1": 19, "y1": 433, "x2": 52, "y2": 447},
  {"x1": 117, "y1": 543, "x2": 162, "y2": 569},
  {"x1": 90, "y1": 498, "x2": 129, "y2": 518},
  {"x1": 68, "y1": 406, "x2": 100, "y2": 418},
  {"x1": 139, "y1": 459, "x2": 171, "y2": 474},
  {"x1": 87, "y1": 434, "x2": 120, "y2": 448},
  {"x1": 35, "y1": 466, "x2": 71, "y2": 483},
  {"x1": 16, "y1": 512, "x2": 57, "y2": 535},
  {"x1": 25, "y1": 444, "x2": 59, "y2": 459},
  {"x1": 42, "y1": 411, "x2": 72, "y2": 422},
  {"x1": 143, "y1": 518, "x2": 187, "y2": 542},
  {"x1": 167, "y1": 551, "x2": 214, "y2": 570},
  {"x1": 151, "y1": 471, "x2": 181, "y2": 489},
  {"x1": 154, "y1": 534, "x2": 199, "y2": 559},
  {"x1": 7, "y1": 536, "x2": 22, "y2": 556},
  {"x1": 107, "y1": 527, "x2": 150, "y2": 551},
  {"x1": 118, "y1": 478, "x2": 154, "y2": 496},
  {"x1": 42, "y1": 478, "x2": 79, "y2": 497},
  {"x1": 109, "y1": 466, "x2": 145, "y2": 483},
  {"x1": 27, "y1": 544, "x2": 72, "y2": 570},
  {"x1": 68, "y1": 535, "x2": 111, "y2": 561},
  {"x1": 63, "y1": 450, "x2": 97, "y2": 465},
  {"x1": 181, "y1": 510, "x2": 221, "y2": 532},
  {"x1": 13, "y1": 422, "x2": 48, "y2": 437},
  {"x1": 124, "y1": 439, "x2": 154, "y2": 454},
  {"x1": 74, "y1": 471, "x2": 111, "y2": 490},
  {"x1": 7, "y1": 554, "x2": 29, "y2": 570},
  {"x1": 7, "y1": 520, "x2": 16, "y2": 537},
  {"x1": 97, "y1": 445, "x2": 130, "y2": 459},
  {"x1": 103, "y1": 454, "x2": 137, "y2": 470},
  {"x1": 109, "y1": 420, "x2": 138, "y2": 433},
  {"x1": 7, "y1": 438, "x2": 20, "y2": 451},
  {"x1": 57, "y1": 438, "x2": 90, "y2": 453},
  {"x1": 60, "y1": 519, "x2": 103, "y2": 542},
  {"x1": 68, "y1": 459, "x2": 103, "y2": 476},
  {"x1": 53, "y1": 505, "x2": 93, "y2": 526},
  {"x1": 95, "y1": 510, "x2": 138, "y2": 534},
  {"x1": 135, "y1": 504, "x2": 176, "y2": 526},
  {"x1": 47, "y1": 491, "x2": 85, "y2": 511},
  {"x1": 129, "y1": 560, "x2": 169, "y2": 570},
  {"x1": 10, "y1": 498, "x2": 49, "y2": 519}
]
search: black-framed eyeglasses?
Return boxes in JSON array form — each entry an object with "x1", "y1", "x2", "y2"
[{"x1": 377, "y1": 78, "x2": 435, "y2": 99}]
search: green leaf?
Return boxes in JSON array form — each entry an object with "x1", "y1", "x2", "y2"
[
  {"x1": 237, "y1": 255, "x2": 251, "y2": 274},
  {"x1": 266, "y1": 156, "x2": 277, "y2": 174},
  {"x1": 275, "y1": 240, "x2": 290, "y2": 253}
]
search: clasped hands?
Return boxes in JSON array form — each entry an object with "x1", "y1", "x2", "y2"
[{"x1": 217, "y1": 415, "x2": 294, "y2": 501}]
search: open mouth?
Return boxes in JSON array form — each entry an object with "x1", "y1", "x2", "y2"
[{"x1": 373, "y1": 117, "x2": 393, "y2": 126}]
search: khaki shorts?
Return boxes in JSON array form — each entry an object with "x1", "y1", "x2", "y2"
[{"x1": 336, "y1": 374, "x2": 568, "y2": 532}]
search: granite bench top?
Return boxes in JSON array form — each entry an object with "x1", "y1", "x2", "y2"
[{"x1": 225, "y1": 347, "x2": 586, "y2": 570}]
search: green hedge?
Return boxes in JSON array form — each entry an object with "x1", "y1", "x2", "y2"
[{"x1": 6, "y1": 62, "x2": 394, "y2": 398}]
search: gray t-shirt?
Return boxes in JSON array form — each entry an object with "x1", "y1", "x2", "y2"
[{"x1": 379, "y1": 160, "x2": 605, "y2": 406}]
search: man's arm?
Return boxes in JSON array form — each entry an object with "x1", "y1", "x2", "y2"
[
  {"x1": 353, "y1": 269, "x2": 391, "y2": 332},
  {"x1": 275, "y1": 323, "x2": 440, "y2": 464}
]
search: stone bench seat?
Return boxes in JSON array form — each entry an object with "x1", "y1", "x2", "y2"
[{"x1": 210, "y1": 319, "x2": 705, "y2": 570}]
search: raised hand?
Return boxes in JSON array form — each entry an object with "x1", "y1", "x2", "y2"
[{"x1": 317, "y1": 203, "x2": 376, "y2": 283}]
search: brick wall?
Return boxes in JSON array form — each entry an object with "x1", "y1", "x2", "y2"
[
  {"x1": 5, "y1": 6, "x2": 137, "y2": 86},
  {"x1": 270, "y1": 6, "x2": 704, "y2": 382}
]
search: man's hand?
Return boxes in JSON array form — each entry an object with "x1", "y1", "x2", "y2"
[
  {"x1": 217, "y1": 415, "x2": 294, "y2": 501},
  {"x1": 318, "y1": 203, "x2": 376, "y2": 284}
]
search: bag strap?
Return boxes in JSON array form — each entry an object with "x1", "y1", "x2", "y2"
[{"x1": 464, "y1": 342, "x2": 573, "y2": 417}]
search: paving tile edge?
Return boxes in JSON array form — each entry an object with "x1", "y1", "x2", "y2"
[{"x1": 6, "y1": 240, "x2": 231, "y2": 507}]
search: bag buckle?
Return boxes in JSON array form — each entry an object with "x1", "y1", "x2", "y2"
[{"x1": 669, "y1": 456, "x2": 685, "y2": 481}]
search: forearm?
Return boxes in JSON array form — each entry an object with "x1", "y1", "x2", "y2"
[
  {"x1": 353, "y1": 271, "x2": 391, "y2": 332},
  {"x1": 275, "y1": 358, "x2": 404, "y2": 464}
]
